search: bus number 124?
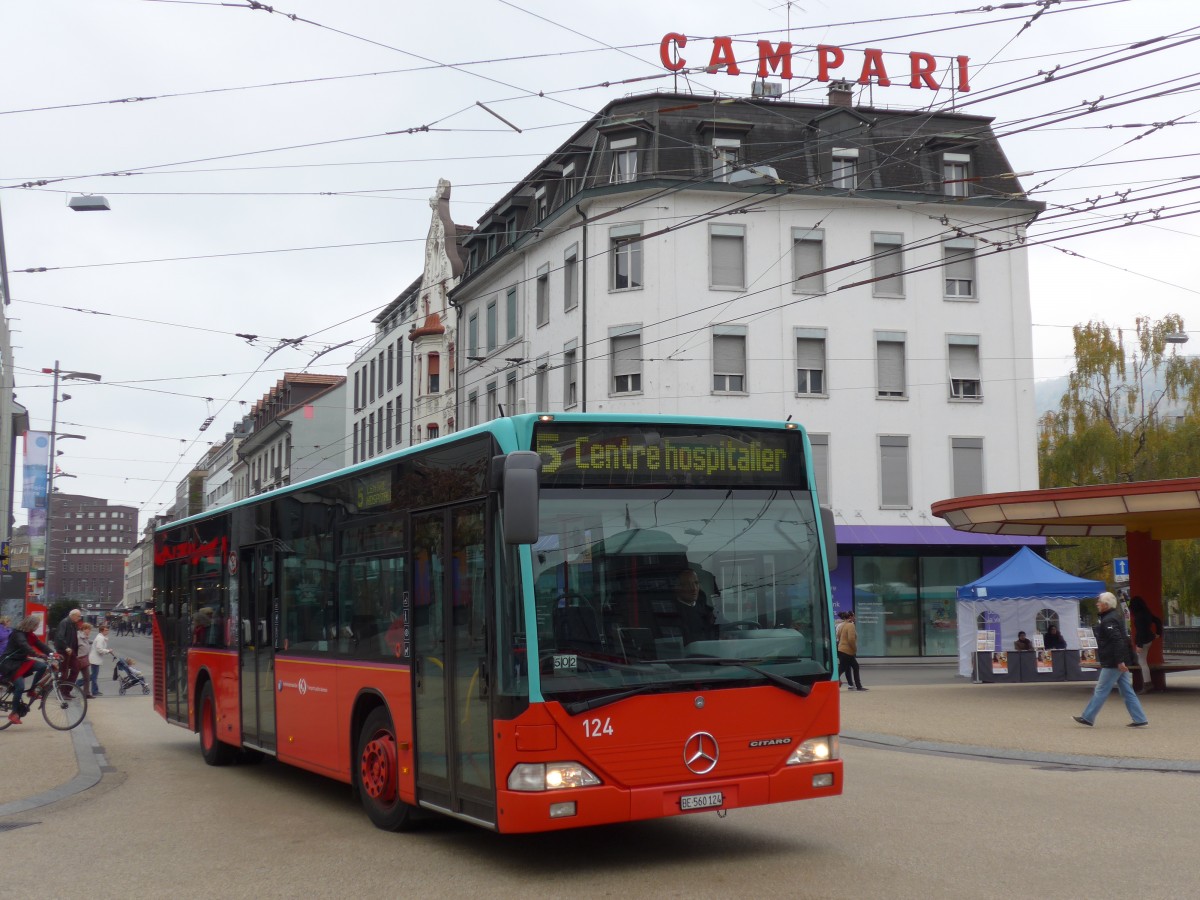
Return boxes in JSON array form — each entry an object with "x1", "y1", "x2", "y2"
[{"x1": 583, "y1": 717, "x2": 614, "y2": 738}]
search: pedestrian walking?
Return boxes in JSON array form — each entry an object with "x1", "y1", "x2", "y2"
[
  {"x1": 838, "y1": 611, "x2": 867, "y2": 691},
  {"x1": 53, "y1": 609, "x2": 83, "y2": 696},
  {"x1": 75, "y1": 622, "x2": 94, "y2": 699},
  {"x1": 1127, "y1": 595, "x2": 1163, "y2": 693},
  {"x1": 1074, "y1": 592, "x2": 1148, "y2": 728},
  {"x1": 89, "y1": 624, "x2": 114, "y2": 696}
]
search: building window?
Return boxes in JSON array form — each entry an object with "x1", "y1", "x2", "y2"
[
  {"x1": 943, "y1": 238, "x2": 977, "y2": 298},
  {"x1": 535, "y1": 355, "x2": 549, "y2": 411},
  {"x1": 951, "y1": 437, "x2": 984, "y2": 497},
  {"x1": 368, "y1": 358, "x2": 376, "y2": 402},
  {"x1": 385, "y1": 401, "x2": 393, "y2": 448},
  {"x1": 368, "y1": 413, "x2": 376, "y2": 458},
  {"x1": 563, "y1": 161, "x2": 578, "y2": 197},
  {"x1": 610, "y1": 224, "x2": 643, "y2": 291},
  {"x1": 486, "y1": 381, "x2": 497, "y2": 421},
  {"x1": 506, "y1": 372, "x2": 517, "y2": 415},
  {"x1": 506, "y1": 286, "x2": 518, "y2": 341},
  {"x1": 948, "y1": 335, "x2": 982, "y2": 400},
  {"x1": 486, "y1": 300, "x2": 498, "y2": 352},
  {"x1": 792, "y1": 228, "x2": 825, "y2": 294},
  {"x1": 713, "y1": 138, "x2": 740, "y2": 182},
  {"x1": 535, "y1": 186, "x2": 548, "y2": 220},
  {"x1": 832, "y1": 148, "x2": 858, "y2": 189},
  {"x1": 943, "y1": 152, "x2": 971, "y2": 197},
  {"x1": 504, "y1": 216, "x2": 516, "y2": 245},
  {"x1": 795, "y1": 328, "x2": 827, "y2": 396},
  {"x1": 712, "y1": 329, "x2": 747, "y2": 393},
  {"x1": 352, "y1": 422, "x2": 359, "y2": 463},
  {"x1": 876, "y1": 332, "x2": 907, "y2": 398},
  {"x1": 378, "y1": 352, "x2": 385, "y2": 395},
  {"x1": 396, "y1": 339, "x2": 403, "y2": 384},
  {"x1": 564, "y1": 341, "x2": 578, "y2": 408},
  {"x1": 427, "y1": 353, "x2": 440, "y2": 394},
  {"x1": 387, "y1": 345, "x2": 394, "y2": 391},
  {"x1": 564, "y1": 244, "x2": 578, "y2": 311},
  {"x1": 536, "y1": 265, "x2": 550, "y2": 327},
  {"x1": 872, "y1": 232, "x2": 905, "y2": 297},
  {"x1": 809, "y1": 433, "x2": 831, "y2": 503},
  {"x1": 395, "y1": 398, "x2": 403, "y2": 445},
  {"x1": 428, "y1": 424, "x2": 439, "y2": 440},
  {"x1": 610, "y1": 327, "x2": 642, "y2": 394},
  {"x1": 610, "y1": 137, "x2": 638, "y2": 184},
  {"x1": 467, "y1": 313, "x2": 479, "y2": 358},
  {"x1": 467, "y1": 392, "x2": 478, "y2": 428},
  {"x1": 709, "y1": 224, "x2": 745, "y2": 289},
  {"x1": 879, "y1": 435, "x2": 911, "y2": 508},
  {"x1": 353, "y1": 371, "x2": 361, "y2": 411}
]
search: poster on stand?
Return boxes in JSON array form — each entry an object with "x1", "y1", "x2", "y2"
[
  {"x1": 976, "y1": 630, "x2": 996, "y2": 652},
  {"x1": 991, "y1": 651, "x2": 1009, "y2": 674},
  {"x1": 1077, "y1": 627, "x2": 1099, "y2": 667},
  {"x1": 1033, "y1": 634, "x2": 1053, "y2": 673}
]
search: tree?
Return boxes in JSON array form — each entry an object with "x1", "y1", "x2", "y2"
[{"x1": 1038, "y1": 314, "x2": 1200, "y2": 613}]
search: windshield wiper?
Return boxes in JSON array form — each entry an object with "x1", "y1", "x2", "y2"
[
  {"x1": 656, "y1": 657, "x2": 812, "y2": 698},
  {"x1": 562, "y1": 683, "x2": 660, "y2": 716}
]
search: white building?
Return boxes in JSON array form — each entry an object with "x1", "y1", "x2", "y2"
[{"x1": 449, "y1": 89, "x2": 1045, "y2": 658}]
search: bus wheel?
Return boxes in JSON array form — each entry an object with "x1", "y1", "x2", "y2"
[
  {"x1": 356, "y1": 707, "x2": 414, "y2": 831},
  {"x1": 199, "y1": 682, "x2": 236, "y2": 766}
]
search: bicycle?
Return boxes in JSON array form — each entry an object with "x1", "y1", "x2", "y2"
[{"x1": 0, "y1": 654, "x2": 88, "y2": 731}]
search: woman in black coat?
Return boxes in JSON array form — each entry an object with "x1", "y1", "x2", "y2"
[
  {"x1": 1128, "y1": 596, "x2": 1163, "y2": 692},
  {"x1": 1043, "y1": 624, "x2": 1067, "y2": 650}
]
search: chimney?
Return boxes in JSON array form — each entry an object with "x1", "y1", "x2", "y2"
[{"x1": 828, "y1": 79, "x2": 853, "y2": 108}]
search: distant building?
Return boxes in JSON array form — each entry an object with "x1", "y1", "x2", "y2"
[
  {"x1": 232, "y1": 373, "x2": 347, "y2": 501},
  {"x1": 47, "y1": 492, "x2": 137, "y2": 615}
]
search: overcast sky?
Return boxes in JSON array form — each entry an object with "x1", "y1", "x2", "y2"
[{"x1": 2, "y1": 0, "x2": 1197, "y2": 529}]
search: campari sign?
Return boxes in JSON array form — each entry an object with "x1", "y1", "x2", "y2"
[{"x1": 659, "y1": 33, "x2": 971, "y2": 93}]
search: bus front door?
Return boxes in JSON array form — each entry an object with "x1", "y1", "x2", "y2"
[
  {"x1": 412, "y1": 502, "x2": 494, "y2": 825},
  {"x1": 239, "y1": 544, "x2": 277, "y2": 753}
]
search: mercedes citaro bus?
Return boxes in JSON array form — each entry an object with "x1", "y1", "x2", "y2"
[{"x1": 152, "y1": 414, "x2": 842, "y2": 833}]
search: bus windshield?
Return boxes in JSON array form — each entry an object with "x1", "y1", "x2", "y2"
[{"x1": 529, "y1": 488, "x2": 832, "y2": 707}]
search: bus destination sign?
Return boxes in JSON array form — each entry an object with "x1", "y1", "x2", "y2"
[{"x1": 534, "y1": 424, "x2": 804, "y2": 488}]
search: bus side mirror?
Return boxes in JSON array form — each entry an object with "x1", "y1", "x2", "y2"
[
  {"x1": 503, "y1": 451, "x2": 542, "y2": 544},
  {"x1": 820, "y1": 506, "x2": 838, "y2": 571}
]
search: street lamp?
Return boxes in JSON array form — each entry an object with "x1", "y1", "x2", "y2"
[{"x1": 41, "y1": 362, "x2": 100, "y2": 605}]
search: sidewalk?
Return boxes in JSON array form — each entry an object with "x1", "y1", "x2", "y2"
[{"x1": 3, "y1": 670, "x2": 1198, "y2": 816}]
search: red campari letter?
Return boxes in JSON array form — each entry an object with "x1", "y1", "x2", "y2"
[
  {"x1": 909, "y1": 52, "x2": 939, "y2": 90},
  {"x1": 660, "y1": 32, "x2": 687, "y2": 71},
  {"x1": 707, "y1": 36, "x2": 740, "y2": 75},
  {"x1": 858, "y1": 48, "x2": 891, "y2": 86},
  {"x1": 756, "y1": 40, "x2": 793, "y2": 79},
  {"x1": 816, "y1": 45, "x2": 844, "y2": 81}
]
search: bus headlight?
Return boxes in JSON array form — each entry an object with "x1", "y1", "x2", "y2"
[
  {"x1": 786, "y1": 735, "x2": 839, "y2": 764},
  {"x1": 507, "y1": 762, "x2": 602, "y2": 791}
]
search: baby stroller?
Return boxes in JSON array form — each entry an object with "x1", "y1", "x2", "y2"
[{"x1": 113, "y1": 657, "x2": 150, "y2": 695}]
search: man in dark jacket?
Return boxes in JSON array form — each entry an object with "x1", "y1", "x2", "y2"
[
  {"x1": 53, "y1": 608, "x2": 83, "y2": 691},
  {"x1": 1074, "y1": 592, "x2": 1148, "y2": 728}
]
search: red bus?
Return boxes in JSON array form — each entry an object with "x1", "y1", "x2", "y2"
[{"x1": 152, "y1": 414, "x2": 841, "y2": 832}]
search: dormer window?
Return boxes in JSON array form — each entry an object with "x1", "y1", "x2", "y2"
[
  {"x1": 535, "y1": 186, "x2": 548, "y2": 220},
  {"x1": 832, "y1": 148, "x2": 858, "y2": 189},
  {"x1": 610, "y1": 137, "x2": 638, "y2": 184},
  {"x1": 713, "y1": 138, "x2": 741, "y2": 183},
  {"x1": 943, "y1": 152, "x2": 971, "y2": 196},
  {"x1": 563, "y1": 162, "x2": 578, "y2": 197}
]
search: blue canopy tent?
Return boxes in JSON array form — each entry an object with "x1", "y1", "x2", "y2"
[{"x1": 955, "y1": 547, "x2": 1105, "y2": 677}]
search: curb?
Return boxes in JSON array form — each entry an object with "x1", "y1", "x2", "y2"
[
  {"x1": 843, "y1": 729, "x2": 1200, "y2": 773},
  {"x1": 0, "y1": 722, "x2": 105, "y2": 817}
]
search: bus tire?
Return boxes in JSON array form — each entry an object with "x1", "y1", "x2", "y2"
[
  {"x1": 356, "y1": 706, "x2": 414, "y2": 831},
  {"x1": 199, "y1": 681, "x2": 236, "y2": 766}
]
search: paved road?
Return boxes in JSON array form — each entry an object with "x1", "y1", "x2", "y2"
[{"x1": 3, "y1": 640, "x2": 1196, "y2": 898}]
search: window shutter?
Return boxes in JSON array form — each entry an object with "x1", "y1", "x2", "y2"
[
  {"x1": 612, "y1": 334, "x2": 640, "y2": 376},
  {"x1": 877, "y1": 340, "x2": 905, "y2": 394},
  {"x1": 880, "y1": 436, "x2": 910, "y2": 507},
  {"x1": 796, "y1": 337, "x2": 825, "y2": 370},
  {"x1": 713, "y1": 334, "x2": 745, "y2": 374},
  {"x1": 873, "y1": 234, "x2": 904, "y2": 294},
  {"x1": 810, "y1": 433, "x2": 830, "y2": 502},
  {"x1": 948, "y1": 344, "x2": 980, "y2": 381},
  {"x1": 711, "y1": 234, "x2": 744, "y2": 287},
  {"x1": 793, "y1": 235, "x2": 824, "y2": 292},
  {"x1": 952, "y1": 437, "x2": 984, "y2": 496}
]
